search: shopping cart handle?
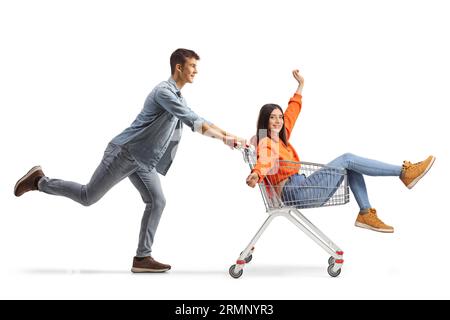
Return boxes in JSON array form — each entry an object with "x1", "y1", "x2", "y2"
[{"x1": 234, "y1": 141, "x2": 253, "y2": 150}]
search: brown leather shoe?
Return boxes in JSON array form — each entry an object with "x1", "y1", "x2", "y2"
[
  {"x1": 14, "y1": 166, "x2": 45, "y2": 197},
  {"x1": 131, "y1": 256, "x2": 171, "y2": 273}
]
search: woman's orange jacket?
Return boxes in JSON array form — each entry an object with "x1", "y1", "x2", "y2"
[{"x1": 252, "y1": 93, "x2": 302, "y2": 185}]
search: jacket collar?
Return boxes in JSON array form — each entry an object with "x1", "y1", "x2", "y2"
[{"x1": 168, "y1": 77, "x2": 182, "y2": 97}]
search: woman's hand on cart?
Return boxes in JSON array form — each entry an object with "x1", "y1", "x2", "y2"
[{"x1": 246, "y1": 172, "x2": 259, "y2": 188}]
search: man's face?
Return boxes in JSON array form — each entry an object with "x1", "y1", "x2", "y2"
[{"x1": 178, "y1": 58, "x2": 198, "y2": 83}]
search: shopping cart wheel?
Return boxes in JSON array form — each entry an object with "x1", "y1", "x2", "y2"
[
  {"x1": 327, "y1": 264, "x2": 341, "y2": 277},
  {"x1": 229, "y1": 265, "x2": 243, "y2": 279},
  {"x1": 328, "y1": 256, "x2": 335, "y2": 265}
]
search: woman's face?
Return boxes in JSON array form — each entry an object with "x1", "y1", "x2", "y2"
[{"x1": 268, "y1": 108, "x2": 284, "y2": 134}]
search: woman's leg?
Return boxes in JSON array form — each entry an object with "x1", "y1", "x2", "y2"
[
  {"x1": 346, "y1": 171, "x2": 371, "y2": 210},
  {"x1": 327, "y1": 153, "x2": 402, "y2": 210},
  {"x1": 282, "y1": 168, "x2": 345, "y2": 208},
  {"x1": 327, "y1": 153, "x2": 402, "y2": 177}
]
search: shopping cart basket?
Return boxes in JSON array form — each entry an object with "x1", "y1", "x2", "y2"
[{"x1": 229, "y1": 145, "x2": 350, "y2": 278}]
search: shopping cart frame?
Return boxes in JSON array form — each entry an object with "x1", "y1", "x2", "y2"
[{"x1": 229, "y1": 145, "x2": 349, "y2": 278}]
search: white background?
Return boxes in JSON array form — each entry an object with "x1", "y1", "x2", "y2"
[{"x1": 1, "y1": 0, "x2": 449, "y2": 299}]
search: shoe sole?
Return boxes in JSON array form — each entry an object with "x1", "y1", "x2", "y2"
[
  {"x1": 355, "y1": 222, "x2": 394, "y2": 233},
  {"x1": 14, "y1": 165, "x2": 42, "y2": 197},
  {"x1": 406, "y1": 156, "x2": 436, "y2": 189},
  {"x1": 131, "y1": 267, "x2": 170, "y2": 273}
]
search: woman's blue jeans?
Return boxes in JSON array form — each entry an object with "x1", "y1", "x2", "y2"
[{"x1": 281, "y1": 153, "x2": 402, "y2": 210}]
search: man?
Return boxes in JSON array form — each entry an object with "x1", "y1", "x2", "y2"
[{"x1": 14, "y1": 48, "x2": 246, "y2": 273}]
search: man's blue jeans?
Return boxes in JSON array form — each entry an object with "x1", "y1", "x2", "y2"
[
  {"x1": 282, "y1": 153, "x2": 402, "y2": 210},
  {"x1": 38, "y1": 143, "x2": 165, "y2": 257}
]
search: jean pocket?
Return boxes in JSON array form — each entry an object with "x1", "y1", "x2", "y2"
[
  {"x1": 101, "y1": 144, "x2": 119, "y2": 166},
  {"x1": 118, "y1": 145, "x2": 133, "y2": 160},
  {"x1": 104, "y1": 143, "x2": 118, "y2": 155}
]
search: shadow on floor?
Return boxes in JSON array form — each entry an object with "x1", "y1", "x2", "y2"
[{"x1": 20, "y1": 264, "x2": 331, "y2": 278}]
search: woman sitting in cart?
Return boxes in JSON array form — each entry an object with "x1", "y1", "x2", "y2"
[{"x1": 245, "y1": 69, "x2": 435, "y2": 233}]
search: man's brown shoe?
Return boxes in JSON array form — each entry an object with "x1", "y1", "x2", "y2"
[
  {"x1": 131, "y1": 256, "x2": 171, "y2": 273},
  {"x1": 400, "y1": 155, "x2": 435, "y2": 189},
  {"x1": 355, "y1": 208, "x2": 394, "y2": 233},
  {"x1": 14, "y1": 166, "x2": 45, "y2": 197}
]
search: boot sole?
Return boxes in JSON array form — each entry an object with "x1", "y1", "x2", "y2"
[
  {"x1": 406, "y1": 156, "x2": 436, "y2": 189},
  {"x1": 355, "y1": 222, "x2": 394, "y2": 233},
  {"x1": 131, "y1": 267, "x2": 170, "y2": 273},
  {"x1": 14, "y1": 165, "x2": 42, "y2": 197}
]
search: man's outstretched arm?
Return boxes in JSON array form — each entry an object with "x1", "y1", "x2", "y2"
[
  {"x1": 155, "y1": 87, "x2": 247, "y2": 147},
  {"x1": 201, "y1": 122, "x2": 247, "y2": 148}
]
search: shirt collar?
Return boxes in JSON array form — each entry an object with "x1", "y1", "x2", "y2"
[{"x1": 168, "y1": 77, "x2": 182, "y2": 98}]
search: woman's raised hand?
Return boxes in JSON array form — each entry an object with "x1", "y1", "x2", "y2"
[{"x1": 292, "y1": 69, "x2": 304, "y2": 93}]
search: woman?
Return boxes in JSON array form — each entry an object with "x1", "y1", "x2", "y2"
[{"x1": 246, "y1": 70, "x2": 435, "y2": 233}]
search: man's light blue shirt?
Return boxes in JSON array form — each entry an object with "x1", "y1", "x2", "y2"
[{"x1": 110, "y1": 77, "x2": 211, "y2": 175}]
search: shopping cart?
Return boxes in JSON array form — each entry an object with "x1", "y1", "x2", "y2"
[{"x1": 229, "y1": 144, "x2": 350, "y2": 278}]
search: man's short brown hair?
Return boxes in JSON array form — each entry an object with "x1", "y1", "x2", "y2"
[{"x1": 170, "y1": 48, "x2": 200, "y2": 75}]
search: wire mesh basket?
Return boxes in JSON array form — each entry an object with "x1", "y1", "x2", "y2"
[
  {"x1": 273, "y1": 161, "x2": 349, "y2": 209},
  {"x1": 241, "y1": 147, "x2": 349, "y2": 211}
]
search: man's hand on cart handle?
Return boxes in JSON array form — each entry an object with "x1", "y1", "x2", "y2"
[
  {"x1": 246, "y1": 172, "x2": 259, "y2": 188},
  {"x1": 223, "y1": 135, "x2": 248, "y2": 149},
  {"x1": 201, "y1": 122, "x2": 247, "y2": 149}
]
